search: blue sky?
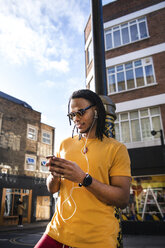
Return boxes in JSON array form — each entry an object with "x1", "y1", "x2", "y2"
[{"x1": 0, "y1": 0, "x2": 113, "y2": 151}]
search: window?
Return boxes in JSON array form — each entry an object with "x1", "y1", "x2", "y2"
[
  {"x1": 27, "y1": 125, "x2": 37, "y2": 141},
  {"x1": 3, "y1": 188, "x2": 30, "y2": 218},
  {"x1": 42, "y1": 130, "x2": 52, "y2": 145},
  {"x1": 107, "y1": 57, "x2": 156, "y2": 94},
  {"x1": 40, "y1": 159, "x2": 49, "y2": 172},
  {"x1": 87, "y1": 41, "x2": 93, "y2": 65},
  {"x1": 105, "y1": 17, "x2": 149, "y2": 50},
  {"x1": 25, "y1": 155, "x2": 36, "y2": 171},
  {"x1": 115, "y1": 107, "x2": 162, "y2": 143}
]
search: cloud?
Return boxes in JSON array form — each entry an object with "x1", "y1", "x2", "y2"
[
  {"x1": 40, "y1": 74, "x2": 85, "y2": 92},
  {"x1": 0, "y1": 0, "x2": 89, "y2": 73},
  {"x1": 40, "y1": 80, "x2": 57, "y2": 88},
  {"x1": 38, "y1": 58, "x2": 69, "y2": 73},
  {"x1": 40, "y1": 79, "x2": 67, "y2": 89}
]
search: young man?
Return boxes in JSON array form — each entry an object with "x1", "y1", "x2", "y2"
[{"x1": 34, "y1": 89, "x2": 131, "y2": 248}]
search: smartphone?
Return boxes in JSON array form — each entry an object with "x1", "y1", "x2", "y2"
[{"x1": 46, "y1": 155, "x2": 55, "y2": 159}]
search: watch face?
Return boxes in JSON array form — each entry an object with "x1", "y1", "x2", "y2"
[{"x1": 83, "y1": 174, "x2": 92, "y2": 187}]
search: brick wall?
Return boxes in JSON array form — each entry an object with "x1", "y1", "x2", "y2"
[
  {"x1": 84, "y1": 0, "x2": 165, "y2": 135},
  {"x1": 103, "y1": 0, "x2": 164, "y2": 23},
  {"x1": 84, "y1": 15, "x2": 91, "y2": 43},
  {"x1": 85, "y1": 0, "x2": 165, "y2": 79},
  {"x1": 0, "y1": 97, "x2": 54, "y2": 175},
  {"x1": 105, "y1": 8, "x2": 165, "y2": 60}
]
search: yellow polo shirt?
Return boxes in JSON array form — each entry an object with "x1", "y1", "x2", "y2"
[{"x1": 46, "y1": 135, "x2": 131, "y2": 248}]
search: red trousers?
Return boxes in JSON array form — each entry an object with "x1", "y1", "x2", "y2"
[{"x1": 34, "y1": 234, "x2": 72, "y2": 248}]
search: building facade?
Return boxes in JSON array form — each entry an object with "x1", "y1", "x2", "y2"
[
  {"x1": 0, "y1": 91, "x2": 55, "y2": 226},
  {"x1": 85, "y1": 0, "x2": 165, "y2": 222}
]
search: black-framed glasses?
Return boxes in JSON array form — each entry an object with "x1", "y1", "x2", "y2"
[{"x1": 67, "y1": 104, "x2": 95, "y2": 120}]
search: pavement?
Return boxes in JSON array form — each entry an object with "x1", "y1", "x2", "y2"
[
  {"x1": 0, "y1": 221, "x2": 48, "y2": 232},
  {"x1": 0, "y1": 221, "x2": 165, "y2": 247},
  {"x1": 123, "y1": 234, "x2": 165, "y2": 248}
]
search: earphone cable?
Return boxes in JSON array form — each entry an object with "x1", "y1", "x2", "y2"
[{"x1": 59, "y1": 116, "x2": 96, "y2": 222}]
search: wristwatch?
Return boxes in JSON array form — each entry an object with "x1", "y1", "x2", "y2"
[{"x1": 79, "y1": 173, "x2": 92, "y2": 187}]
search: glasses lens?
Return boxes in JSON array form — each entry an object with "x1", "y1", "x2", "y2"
[
  {"x1": 68, "y1": 110, "x2": 85, "y2": 120},
  {"x1": 69, "y1": 113, "x2": 75, "y2": 120},
  {"x1": 68, "y1": 105, "x2": 94, "y2": 120},
  {"x1": 78, "y1": 109, "x2": 85, "y2": 116}
]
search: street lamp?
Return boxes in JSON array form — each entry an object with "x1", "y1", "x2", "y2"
[
  {"x1": 151, "y1": 129, "x2": 164, "y2": 146},
  {"x1": 90, "y1": 1, "x2": 121, "y2": 247}
]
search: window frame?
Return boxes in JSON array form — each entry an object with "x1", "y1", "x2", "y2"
[
  {"x1": 41, "y1": 130, "x2": 52, "y2": 145},
  {"x1": 40, "y1": 158, "x2": 49, "y2": 172},
  {"x1": 25, "y1": 154, "x2": 36, "y2": 171},
  {"x1": 107, "y1": 57, "x2": 156, "y2": 94},
  {"x1": 105, "y1": 16, "x2": 149, "y2": 51},
  {"x1": 115, "y1": 107, "x2": 162, "y2": 144},
  {"x1": 87, "y1": 40, "x2": 93, "y2": 66},
  {"x1": 3, "y1": 188, "x2": 31, "y2": 217},
  {"x1": 27, "y1": 124, "x2": 38, "y2": 141}
]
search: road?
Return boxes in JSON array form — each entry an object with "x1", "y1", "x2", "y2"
[
  {"x1": 0, "y1": 227, "x2": 44, "y2": 248},
  {"x1": 0, "y1": 227, "x2": 165, "y2": 248}
]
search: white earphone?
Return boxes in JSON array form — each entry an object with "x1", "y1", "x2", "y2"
[{"x1": 94, "y1": 110, "x2": 98, "y2": 119}]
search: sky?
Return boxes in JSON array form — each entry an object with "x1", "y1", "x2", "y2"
[{"x1": 0, "y1": 0, "x2": 114, "y2": 152}]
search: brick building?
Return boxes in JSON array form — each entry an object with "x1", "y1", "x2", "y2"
[
  {"x1": 0, "y1": 91, "x2": 55, "y2": 226},
  {"x1": 85, "y1": 0, "x2": 165, "y2": 223}
]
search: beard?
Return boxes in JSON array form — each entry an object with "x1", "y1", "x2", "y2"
[
  {"x1": 79, "y1": 126, "x2": 91, "y2": 134},
  {"x1": 79, "y1": 118, "x2": 97, "y2": 134}
]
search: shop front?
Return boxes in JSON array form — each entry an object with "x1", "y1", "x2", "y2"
[
  {"x1": 0, "y1": 188, "x2": 32, "y2": 225},
  {"x1": 122, "y1": 175, "x2": 165, "y2": 222},
  {"x1": 122, "y1": 145, "x2": 165, "y2": 234},
  {"x1": 0, "y1": 173, "x2": 53, "y2": 226}
]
